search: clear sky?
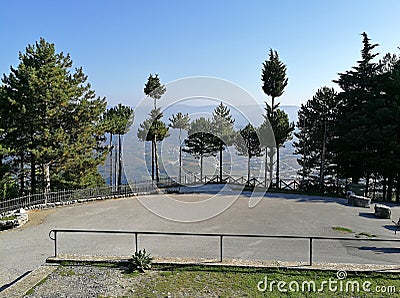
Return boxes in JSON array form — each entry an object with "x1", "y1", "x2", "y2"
[{"x1": 1, "y1": 0, "x2": 400, "y2": 107}]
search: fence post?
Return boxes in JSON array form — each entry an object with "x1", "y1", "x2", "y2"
[
  {"x1": 309, "y1": 237, "x2": 313, "y2": 266},
  {"x1": 135, "y1": 232, "x2": 138, "y2": 253},
  {"x1": 219, "y1": 235, "x2": 223, "y2": 262}
]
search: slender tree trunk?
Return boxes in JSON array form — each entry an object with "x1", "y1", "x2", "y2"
[
  {"x1": 30, "y1": 154, "x2": 36, "y2": 194},
  {"x1": 365, "y1": 172, "x2": 370, "y2": 197},
  {"x1": 264, "y1": 148, "x2": 267, "y2": 187},
  {"x1": 219, "y1": 144, "x2": 223, "y2": 183},
  {"x1": 151, "y1": 140, "x2": 155, "y2": 181},
  {"x1": 247, "y1": 154, "x2": 251, "y2": 185},
  {"x1": 387, "y1": 175, "x2": 394, "y2": 202},
  {"x1": 109, "y1": 133, "x2": 113, "y2": 186},
  {"x1": 319, "y1": 117, "x2": 327, "y2": 193},
  {"x1": 383, "y1": 176, "x2": 387, "y2": 202},
  {"x1": 114, "y1": 137, "x2": 117, "y2": 189},
  {"x1": 19, "y1": 152, "x2": 24, "y2": 196},
  {"x1": 372, "y1": 174, "x2": 377, "y2": 200},
  {"x1": 268, "y1": 147, "x2": 274, "y2": 187},
  {"x1": 200, "y1": 154, "x2": 203, "y2": 182},
  {"x1": 154, "y1": 136, "x2": 159, "y2": 183},
  {"x1": 276, "y1": 147, "x2": 280, "y2": 188},
  {"x1": 271, "y1": 96, "x2": 275, "y2": 112},
  {"x1": 44, "y1": 163, "x2": 51, "y2": 193},
  {"x1": 179, "y1": 129, "x2": 182, "y2": 184},
  {"x1": 396, "y1": 174, "x2": 400, "y2": 203},
  {"x1": 118, "y1": 134, "x2": 122, "y2": 188}
]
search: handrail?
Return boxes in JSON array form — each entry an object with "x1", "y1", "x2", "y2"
[{"x1": 48, "y1": 229, "x2": 400, "y2": 266}]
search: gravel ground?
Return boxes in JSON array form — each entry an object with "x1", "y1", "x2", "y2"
[{"x1": 24, "y1": 265, "x2": 140, "y2": 298}]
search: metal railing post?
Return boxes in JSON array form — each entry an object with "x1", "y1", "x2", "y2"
[
  {"x1": 309, "y1": 237, "x2": 313, "y2": 266},
  {"x1": 220, "y1": 235, "x2": 223, "y2": 262},
  {"x1": 135, "y1": 232, "x2": 138, "y2": 253}
]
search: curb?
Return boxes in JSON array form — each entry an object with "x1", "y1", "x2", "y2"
[
  {"x1": 0, "y1": 265, "x2": 58, "y2": 298},
  {"x1": 46, "y1": 254, "x2": 400, "y2": 273}
]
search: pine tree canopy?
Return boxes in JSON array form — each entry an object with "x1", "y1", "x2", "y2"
[{"x1": 0, "y1": 37, "x2": 107, "y2": 192}]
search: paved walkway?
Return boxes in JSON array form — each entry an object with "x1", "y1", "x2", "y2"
[{"x1": 1, "y1": 192, "x2": 400, "y2": 290}]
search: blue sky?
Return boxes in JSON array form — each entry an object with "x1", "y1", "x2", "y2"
[{"x1": 1, "y1": 0, "x2": 400, "y2": 107}]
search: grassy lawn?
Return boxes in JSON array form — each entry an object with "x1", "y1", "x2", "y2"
[{"x1": 124, "y1": 265, "x2": 400, "y2": 297}]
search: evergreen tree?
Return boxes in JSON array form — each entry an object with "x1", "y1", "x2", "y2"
[
  {"x1": 169, "y1": 112, "x2": 190, "y2": 184},
  {"x1": 183, "y1": 117, "x2": 219, "y2": 181},
  {"x1": 143, "y1": 74, "x2": 166, "y2": 180},
  {"x1": 137, "y1": 108, "x2": 169, "y2": 183},
  {"x1": 333, "y1": 32, "x2": 380, "y2": 185},
  {"x1": 0, "y1": 38, "x2": 107, "y2": 193},
  {"x1": 144, "y1": 74, "x2": 166, "y2": 109},
  {"x1": 211, "y1": 102, "x2": 236, "y2": 182},
  {"x1": 261, "y1": 49, "x2": 288, "y2": 111},
  {"x1": 294, "y1": 87, "x2": 338, "y2": 192},
  {"x1": 235, "y1": 124, "x2": 262, "y2": 184},
  {"x1": 112, "y1": 104, "x2": 134, "y2": 188},
  {"x1": 261, "y1": 49, "x2": 293, "y2": 187}
]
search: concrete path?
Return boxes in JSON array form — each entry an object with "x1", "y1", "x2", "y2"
[{"x1": 1, "y1": 192, "x2": 400, "y2": 290}]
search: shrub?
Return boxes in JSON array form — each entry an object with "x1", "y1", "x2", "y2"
[{"x1": 131, "y1": 249, "x2": 153, "y2": 273}]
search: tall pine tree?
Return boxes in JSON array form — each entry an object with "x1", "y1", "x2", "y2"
[{"x1": 211, "y1": 102, "x2": 236, "y2": 182}]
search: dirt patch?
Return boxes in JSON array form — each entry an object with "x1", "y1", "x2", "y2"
[{"x1": 23, "y1": 209, "x2": 56, "y2": 229}]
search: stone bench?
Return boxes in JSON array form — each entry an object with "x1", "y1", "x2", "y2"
[
  {"x1": 346, "y1": 191, "x2": 371, "y2": 208},
  {"x1": 374, "y1": 204, "x2": 391, "y2": 219}
]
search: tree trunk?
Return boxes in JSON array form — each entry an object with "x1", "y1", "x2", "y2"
[
  {"x1": 267, "y1": 147, "x2": 274, "y2": 188},
  {"x1": 109, "y1": 133, "x2": 113, "y2": 186},
  {"x1": 247, "y1": 153, "x2": 251, "y2": 185},
  {"x1": 382, "y1": 176, "x2": 387, "y2": 202},
  {"x1": 319, "y1": 117, "x2": 327, "y2": 193},
  {"x1": 276, "y1": 147, "x2": 280, "y2": 188},
  {"x1": 365, "y1": 172, "x2": 370, "y2": 197},
  {"x1": 219, "y1": 144, "x2": 223, "y2": 183},
  {"x1": 264, "y1": 148, "x2": 267, "y2": 188},
  {"x1": 114, "y1": 137, "x2": 118, "y2": 189},
  {"x1": 30, "y1": 154, "x2": 36, "y2": 194},
  {"x1": 200, "y1": 154, "x2": 203, "y2": 182},
  {"x1": 154, "y1": 136, "x2": 159, "y2": 183},
  {"x1": 396, "y1": 174, "x2": 400, "y2": 203},
  {"x1": 19, "y1": 152, "x2": 24, "y2": 196},
  {"x1": 372, "y1": 174, "x2": 377, "y2": 200},
  {"x1": 118, "y1": 134, "x2": 122, "y2": 188},
  {"x1": 387, "y1": 175, "x2": 394, "y2": 202},
  {"x1": 151, "y1": 140, "x2": 155, "y2": 181},
  {"x1": 179, "y1": 129, "x2": 182, "y2": 184},
  {"x1": 44, "y1": 163, "x2": 51, "y2": 194}
]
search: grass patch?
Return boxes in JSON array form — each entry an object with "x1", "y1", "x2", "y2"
[
  {"x1": 332, "y1": 226, "x2": 353, "y2": 234},
  {"x1": 58, "y1": 267, "x2": 76, "y2": 277},
  {"x1": 123, "y1": 265, "x2": 400, "y2": 297},
  {"x1": 24, "y1": 276, "x2": 48, "y2": 296},
  {"x1": 355, "y1": 232, "x2": 377, "y2": 238},
  {"x1": 0, "y1": 215, "x2": 17, "y2": 221}
]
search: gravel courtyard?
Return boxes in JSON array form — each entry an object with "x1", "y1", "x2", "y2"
[{"x1": 2, "y1": 191, "x2": 400, "y2": 290}]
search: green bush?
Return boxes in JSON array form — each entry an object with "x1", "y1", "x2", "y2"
[{"x1": 131, "y1": 249, "x2": 153, "y2": 273}]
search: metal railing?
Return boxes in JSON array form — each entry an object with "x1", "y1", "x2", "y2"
[
  {"x1": 0, "y1": 178, "x2": 176, "y2": 214},
  {"x1": 48, "y1": 229, "x2": 400, "y2": 266},
  {"x1": 1, "y1": 175, "x2": 305, "y2": 214}
]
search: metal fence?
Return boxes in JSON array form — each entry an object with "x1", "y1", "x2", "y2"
[
  {"x1": 48, "y1": 229, "x2": 400, "y2": 266},
  {"x1": 1, "y1": 175, "x2": 302, "y2": 214},
  {"x1": 0, "y1": 178, "x2": 177, "y2": 214}
]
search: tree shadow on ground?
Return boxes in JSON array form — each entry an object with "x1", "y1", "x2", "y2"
[
  {"x1": 358, "y1": 246, "x2": 400, "y2": 254},
  {"x1": 359, "y1": 212, "x2": 377, "y2": 219}
]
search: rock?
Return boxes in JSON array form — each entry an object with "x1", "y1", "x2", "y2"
[
  {"x1": 374, "y1": 204, "x2": 391, "y2": 219},
  {"x1": 350, "y1": 194, "x2": 371, "y2": 208}
]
